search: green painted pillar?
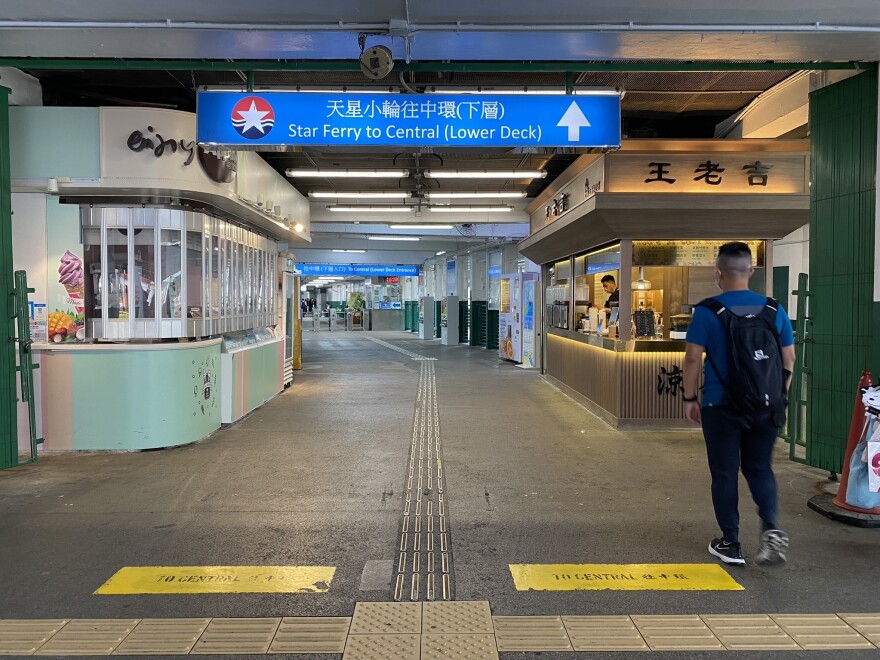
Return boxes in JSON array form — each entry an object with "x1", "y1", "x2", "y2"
[
  {"x1": 807, "y1": 70, "x2": 878, "y2": 473},
  {"x1": 0, "y1": 86, "x2": 17, "y2": 469}
]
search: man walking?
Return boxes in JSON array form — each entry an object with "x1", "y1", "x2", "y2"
[{"x1": 683, "y1": 242, "x2": 795, "y2": 566}]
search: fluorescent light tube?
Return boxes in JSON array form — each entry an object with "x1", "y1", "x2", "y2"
[
  {"x1": 429, "y1": 206, "x2": 513, "y2": 213},
  {"x1": 286, "y1": 169, "x2": 410, "y2": 178},
  {"x1": 309, "y1": 191, "x2": 411, "y2": 199},
  {"x1": 426, "y1": 191, "x2": 527, "y2": 199},
  {"x1": 328, "y1": 205, "x2": 414, "y2": 212},
  {"x1": 332, "y1": 249, "x2": 367, "y2": 253},
  {"x1": 436, "y1": 251, "x2": 447, "y2": 256},
  {"x1": 388, "y1": 224, "x2": 454, "y2": 230},
  {"x1": 424, "y1": 169, "x2": 546, "y2": 179},
  {"x1": 367, "y1": 236, "x2": 421, "y2": 241}
]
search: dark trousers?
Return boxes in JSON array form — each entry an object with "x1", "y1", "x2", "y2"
[{"x1": 701, "y1": 406, "x2": 779, "y2": 543}]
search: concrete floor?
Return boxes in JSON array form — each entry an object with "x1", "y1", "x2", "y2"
[{"x1": 1, "y1": 331, "x2": 879, "y2": 658}]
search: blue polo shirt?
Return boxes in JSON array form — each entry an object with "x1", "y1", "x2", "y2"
[{"x1": 686, "y1": 290, "x2": 794, "y2": 406}]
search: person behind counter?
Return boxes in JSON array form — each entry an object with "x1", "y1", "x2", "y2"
[{"x1": 601, "y1": 275, "x2": 619, "y2": 316}]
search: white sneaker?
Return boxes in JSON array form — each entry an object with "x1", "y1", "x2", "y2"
[{"x1": 755, "y1": 529, "x2": 789, "y2": 566}]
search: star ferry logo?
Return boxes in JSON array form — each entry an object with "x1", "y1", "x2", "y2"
[{"x1": 231, "y1": 96, "x2": 275, "y2": 140}]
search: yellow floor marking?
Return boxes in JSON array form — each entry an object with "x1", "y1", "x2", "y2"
[
  {"x1": 509, "y1": 564, "x2": 744, "y2": 591},
  {"x1": 94, "y1": 566, "x2": 335, "y2": 594}
]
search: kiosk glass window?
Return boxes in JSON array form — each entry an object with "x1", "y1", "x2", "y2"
[
  {"x1": 83, "y1": 228, "x2": 101, "y2": 319},
  {"x1": 132, "y1": 229, "x2": 156, "y2": 320},
  {"x1": 160, "y1": 230, "x2": 182, "y2": 319}
]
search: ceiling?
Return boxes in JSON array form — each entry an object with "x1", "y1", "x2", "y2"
[{"x1": 4, "y1": 1, "x2": 863, "y2": 263}]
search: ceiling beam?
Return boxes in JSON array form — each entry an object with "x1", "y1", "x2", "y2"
[{"x1": 0, "y1": 58, "x2": 873, "y2": 73}]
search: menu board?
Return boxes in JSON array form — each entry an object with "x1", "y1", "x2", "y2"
[{"x1": 633, "y1": 240, "x2": 764, "y2": 267}]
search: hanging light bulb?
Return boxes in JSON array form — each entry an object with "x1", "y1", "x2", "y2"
[{"x1": 635, "y1": 267, "x2": 652, "y2": 291}]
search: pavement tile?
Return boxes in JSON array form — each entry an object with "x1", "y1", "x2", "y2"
[
  {"x1": 493, "y1": 615, "x2": 572, "y2": 652},
  {"x1": 189, "y1": 617, "x2": 281, "y2": 655},
  {"x1": 422, "y1": 633, "x2": 498, "y2": 660},
  {"x1": 701, "y1": 614, "x2": 799, "y2": 650},
  {"x1": 33, "y1": 619, "x2": 139, "y2": 656},
  {"x1": 562, "y1": 615, "x2": 648, "y2": 651},
  {"x1": 112, "y1": 618, "x2": 211, "y2": 655},
  {"x1": 342, "y1": 633, "x2": 420, "y2": 660},
  {"x1": 772, "y1": 614, "x2": 874, "y2": 650},
  {"x1": 839, "y1": 613, "x2": 880, "y2": 647},
  {"x1": 423, "y1": 601, "x2": 493, "y2": 634},
  {"x1": 633, "y1": 614, "x2": 724, "y2": 651},
  {"x1": 269, "y1": 617, "x2": 351, "y2": 654},
  {"x1": 0, "y1": 620, "x2": 68, "y2": 656},
  {"x1": 350, "y1": 602, "x2": 422, "y2": 635}
]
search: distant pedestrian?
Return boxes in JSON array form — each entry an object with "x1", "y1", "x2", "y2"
[
  {"x1": 301, "y1": 298, "x2": 307, "y2": 315},
  {"x1": 682, "y1": 242, "x2": 795, "y2": 566},
  {"x1": 307, "y1": 298, "x2": 314, "y2": 313}
]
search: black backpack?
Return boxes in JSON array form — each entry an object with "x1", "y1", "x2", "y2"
[{"x1": 697, "y1": 296, "x2": 787, "y2": 424}]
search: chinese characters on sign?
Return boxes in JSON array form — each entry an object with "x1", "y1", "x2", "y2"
[
  {"x1": 657, "y1": 365, "x2": 683, "y2": 397},
  {"x1": 645, "y1": 160, "x2": 773, "y2": 187},
  {"x1": 326, "y1": 98, "x2": 506, "y2": 121},
  {"x1": 545, "y1": 192, "x2": 570, "y2": 222}
]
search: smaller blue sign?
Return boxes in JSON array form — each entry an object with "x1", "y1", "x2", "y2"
[
  {"x1": 488, "y1": 265, "x2": 502, "y2": 279},
  {"x1": 297, "y1": 263, "x2": 419, "y2": 277}
]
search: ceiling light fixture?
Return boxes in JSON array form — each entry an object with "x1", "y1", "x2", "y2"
[
  {"x1": 332, "y1": 249, "x2": 368, "y2": 253},
  {"x1": 367, "y1": 236, "x2": 421, "y2": 241},
  {"x1": 286, "y1": 169, "x2": 410, "y2": 178},
  {"x1": 428, "y1": 206, "x2": 513, "y2": 213},
  {"x1": 309, "y1": 191, "x2": 411, "y2": 199},
  {"x1": 424, "y1": 169, "x2": 546, "y2": 179},
  {"x1": 328, "y1": 205, "x2": 414, "y2": 212},
  {"x1": 388, "y1": 224, "x2": 454, "y2": 230},
  {"x1": 426, "y1": 191, "x2": 527, "y2": 199},
  {"x1": 436, "y1": 251, "x2": 447, "y2": 256},
  {"x1": 293, "y1": 223, "x2": 304, "y2": 232}
]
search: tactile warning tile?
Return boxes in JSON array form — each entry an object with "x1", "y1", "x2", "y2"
[
  {"x1": 562, "y1": 615, "x2": 648, "y2": 651},
  {"x1": 839, "y1": 614, "x2": 880, "y2": 646},
  {"x1": 269, "y1": 617, "x2": 351, "y2": 654},
  {"x1": 632, "y1": 615, "x2": 724, "y2": 651},
  {"x1": 701, "y1": 614, "x2": 799, "y2": 650},
  {"x1": 34, "y1": 619, "x2": 139, "y2": 656},
  {"x1": 0, "y1": 620, "x2": 68, "y2": 655},
  {"x1": 423, "y1": 601, "x2": 493, "y2": 634},
  {"x1": 111, "y1": 618, "x2": 211, "y2": 655},
  {"x1": 189, "y1": 618, "x2": 281, "y2": 655},
  {"x1": 349, "y1": 602, "x2": 422, "y2": 635},
  {"x1": 493, "y1": 616, "x2": 572, "y2": 652},
  {"x1": 772, "y1": 614, "x2": 873, "y2": 650},
  {"x1": 342, "y1": 633, "x2": 420, "y2": 660},
  {"x1": 422, "y1": 633, "x2": 498, "y2": 660}
]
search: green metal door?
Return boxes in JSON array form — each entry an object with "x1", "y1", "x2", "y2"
[
  {"x1": 807, "y1": 70, "x2": 878, "y2": 473},
  {"x1": 0, "y1": 87, "x2": 17, "y2": 470}
]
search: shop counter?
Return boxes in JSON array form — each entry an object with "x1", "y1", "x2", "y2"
[
  {"x1": 34, "y1": 339, "x2": 222, "y2": 451},
  {"x1": 220, "y1": 330, "x2": 284, "y2": 424},
  {"x1": 546, "y1": 327, "x2": 689, "y2": 429}
]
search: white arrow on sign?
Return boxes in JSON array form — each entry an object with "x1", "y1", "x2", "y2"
[{"x1": 556, "y1": 101, "x2": 591, "y2": 141}]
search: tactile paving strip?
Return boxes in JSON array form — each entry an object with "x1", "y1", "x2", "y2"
[
  {"x1": 112, "y1": 618, "x2": 211, "y2": 655},
  {"x1": 0, "y1": 620, "x2": 68, "y2": 656},
  {"x1": 493, "y1": 616, "x2": 572, "y2": 652},
  {"x1": 342, "y1": 633, "x2": 420, "y2": 660},
  {"x1": 839, "y1": 614, "x2": 880, "y2": 646},
  {"x1": 562, "y1": 615, "x2": 648, "y2": 651},
  {"x1": 350, "y1": 602, "x2": 422, "y2": 635},
  {"x1": 268, "y1": 617, "x2": 351, "y2": 654},
  {"x1": 34, "y1": 619, "x2": 139, "y2": 656},
  {"x1": 421, "y1": 634, "x2": 498, "y2": 660},
  {"x1": 701, "y1": 614, "x2": 799, "y2": 651},
  {"x1": 423, "y1": 602, "x2": 492, "y2": 634},
  {"x1": 772, "y1": 614, "x2": 874, "y2": 650},
  {"x1": 633, "y1": 614, "x2": 724, "y2": 651},
  {"x1": 189, "y1": 618, "x2": 280, "y2": 655}
]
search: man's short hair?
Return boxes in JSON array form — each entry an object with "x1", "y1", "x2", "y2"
[
  {"x1": 601, "y1": 275, "x2": 616, "y2": 285},
  {"x1": 717, "y1": 241, "x2": 753, "y2": 276}
]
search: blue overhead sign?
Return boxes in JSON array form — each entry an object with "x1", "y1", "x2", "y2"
[
  {"x1": 298, "y1": 263, "x2": 419, "y2": 277},
  {"x1": 197, "y1": 92, "x2": 621, "y2": 148}
]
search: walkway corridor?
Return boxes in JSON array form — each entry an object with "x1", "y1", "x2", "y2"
[{"x1": 1, "y1": 332, "x2": 879, "y2": 657}]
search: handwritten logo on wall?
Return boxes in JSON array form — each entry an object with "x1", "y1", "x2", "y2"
[{"x1": 192, "y1": 356, "x2": 218, "y2": 416}]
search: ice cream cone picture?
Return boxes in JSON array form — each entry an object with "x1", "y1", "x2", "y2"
[{"x1": 56, "y1": 249, "x2": 86, "y2": 341}]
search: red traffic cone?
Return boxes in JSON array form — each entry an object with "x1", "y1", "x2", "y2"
[{"x1": 832, "y1": 371, "x2": 880, "y2": 514}]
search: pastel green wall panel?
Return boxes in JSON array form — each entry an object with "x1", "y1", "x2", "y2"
[
  {"x1": 9, "y1": 107, "x2": 101, "y2": 180},
  {"x1": 246, "y1": 341, "x2": 283, "y2": 413},
  {"x1": 66, "y1": 344, "x2": 221, "y2": 451}
]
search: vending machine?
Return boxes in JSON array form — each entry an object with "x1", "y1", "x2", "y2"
[
  {"x1": 418, "y1": 296, "x2": 434, "y2": 340},
  {"x1": 441, "y1": 296, "x2": 459, "y2": 345},
  {"x1": 521, "y1": 273, "x2": 538, "y2": 368},
  {"x1": 499, "y1": 273, "x2": 522, "y2": 362}
]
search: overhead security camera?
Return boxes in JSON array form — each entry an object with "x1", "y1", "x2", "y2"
[{"x1": 360, "y1": 45, "x2": 394, "y2": 80}]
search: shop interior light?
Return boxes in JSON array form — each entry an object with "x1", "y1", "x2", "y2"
[
  {"x1": 293, "y1": 223, "x2": 304, "y2": 232},
  {"x1": 428, "y1": 206, "x2": 513, "y2": 213},
  {"x1": 424, "y1": 169, "x2": 546, "y2": 179},
  {"x1": 388, "y1": 224, "x2": 454, "y2": 230},
  {"x1": 634, "y1": 267, "x2": 652, "y2": 291},
  {"x1": 309, "y1": 191, "x2": 411, "y2": 199},
  {"x1": 367, "y1": 236, "x2": 420, "y2": 241},
  {"x1": 286, "y1": 169, "x2": 410, "y2": 178},
  {"x1": 332, "y1": 249, "x2": 367, "y2": 253},
  {"x1": 426, "y1": 191, "x2": 527, "y2": 199},
  {"x1": 328, "y1": 205, "x2": 414, "y2": 212}
]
